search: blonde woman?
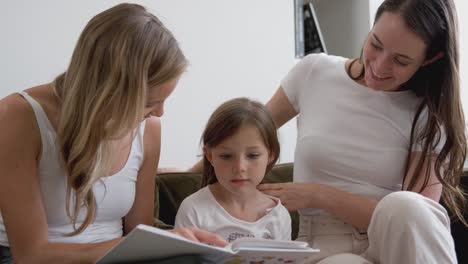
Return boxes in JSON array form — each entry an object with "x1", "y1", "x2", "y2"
[{"x1": 0, "y1": 3, "x2": 226, "y2": 263}]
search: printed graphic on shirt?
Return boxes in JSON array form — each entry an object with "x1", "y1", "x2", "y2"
[
  {"x1": 227, "y1": 232, "x2": 273, "y2": 243},
  {"x1": 227, "y1": 232, "x2": 254, "y2": 243}
]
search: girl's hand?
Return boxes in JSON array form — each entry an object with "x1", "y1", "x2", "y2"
[
  {"x1": 257, "y1": 182, "x2": 318, "y2": 211},
  {"x1": 169, "y1": 227, "x2": 228, "y2": 247}
]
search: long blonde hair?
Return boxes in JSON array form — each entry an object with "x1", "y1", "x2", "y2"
[{"x1": 53, "y1": 3, "x2": 188, "y2": 235}]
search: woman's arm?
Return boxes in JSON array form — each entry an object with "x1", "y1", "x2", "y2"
[
  {"x1": 265, "y1": 87, "x2": 298, "y2": 128},
  {"x1": 123, "y1": 116, "x2": 228, "y2": 246},
  {"x1": 187, "y1": 159, "x2": 203, "y2": 173},
  {"x1": 0, "y1": 95, "x2": 120, "y2": 264},
  {"x1": 123, "y1": 117, "x2": 161, "y2": 233},
  {"x1": 402, "y1": 152, "x2": 442, "y2": 201},
  {"x1": 259, "y1": 151, "x2": 442, "y2": 231},
  {"x1": 258, "y1": 182, "x2": 378, "y2": 231}
]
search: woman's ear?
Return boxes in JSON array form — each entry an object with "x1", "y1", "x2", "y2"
[{"x1": 422, "y1": 52, "x2": 444, "y2": 66}]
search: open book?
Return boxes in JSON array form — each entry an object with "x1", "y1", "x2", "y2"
[{"x1": 97, "y1": 224, "x2": 319, "y2": 264}]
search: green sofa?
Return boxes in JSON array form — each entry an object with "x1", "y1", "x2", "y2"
[{"x1": 153, "y1": 162, "x2": 299, "y2": 240}]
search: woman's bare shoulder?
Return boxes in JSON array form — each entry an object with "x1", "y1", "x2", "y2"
[
  {"x1": 0, "y1": 92, "x2": 35, "y2": 123},
  {"x1": 0, "y1": 84, "x2": 54, "y2": 119},
  {"x1": 0, "y1": 89, "x2": 42, "y2": 152}
]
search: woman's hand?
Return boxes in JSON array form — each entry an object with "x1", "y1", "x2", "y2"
[
  {"x1": 169, "y1": 227, "x2": 228, "y2": 247},
  {"x1": 257, "y1": 182, "x2": 317, "y2": 211},
  {"x1": 156, "y1": 167, "x2": 186, "y2": 174},
  {"x1": 259, "y1": 182, "x2": 379, "y2": 230}
]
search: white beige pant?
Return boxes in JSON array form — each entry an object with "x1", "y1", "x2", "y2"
[{"x1": 299, "y1": 191, "x2": 457, "y2": 264}]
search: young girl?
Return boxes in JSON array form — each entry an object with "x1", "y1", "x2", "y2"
[{"x1": 175, "y1": 98, "x2": 291, "y2": 242}]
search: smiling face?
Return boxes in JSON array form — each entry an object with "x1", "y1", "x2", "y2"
[
  {"x1": 362, "y1": 12, "x2": 428, "y2": 91},
  {"x1": 204, "y1": 124, "x2": 271, "y2": 195},
  {"x1": 144, "y1": 78, "x2": 179, "y2": 118}
]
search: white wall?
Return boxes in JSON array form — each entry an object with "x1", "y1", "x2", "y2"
[
  {"x1": 369, "y1": 0, "x2": 384, "y2": 27},
  {"x1": 0, "y1": 0, "x2": 297, "y2": 169},
  {"x1": 311, "y1": 0, "x2": 370, "y2": 58},
  {"x1": 455, "y1": 0, "x2": 468, "y2": 168},
  {"x1": 1, "y1": 1, "x2": 385, "y2": 169},
  {"x1": 455, "y1": 0, "x2": 468, "y2": 114}
]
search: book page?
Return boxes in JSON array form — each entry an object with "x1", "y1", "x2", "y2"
[
  {"x1": 98, "y1": 225, "x2": 319, "y2": 264},
  {"x1": 225, "y1": 248, "x2": 319, "y2": 264},
  {"x1": 229, "y1": 237, "x2": 309, "y2": 251},
  {"x1": 98, "y1": 225, "x2": 234, "y2": 264},
  {"x1": 223, "y1": 237, "x2": 318, "y2": 264}
]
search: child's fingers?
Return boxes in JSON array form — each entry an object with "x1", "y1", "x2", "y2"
[
  {"x1": 171, "y1": 227, "x2": 228, "y2": 247},
  {"x1": 170, "y1": 228, "x2": 200, "y2": 242},
  {"x1": 191, "y1": 228, "x2": 228, "y2": 247}
]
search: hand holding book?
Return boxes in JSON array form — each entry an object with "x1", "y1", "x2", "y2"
[
  {"x1": 169, "y1": 226, "x2": 228, "y2": 247},
  {"x1": 98, "y1": 225, "x2": 319, "y2": 264}
]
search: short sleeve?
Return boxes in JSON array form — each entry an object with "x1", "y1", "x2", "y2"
[
  {"x1": 276, "y1": 205, "x2": 292, "y2": 240},
  {"x1": 280, "y1": 53, "x2": 323, "y2": 113},
  {"x1": 412, "y1": 107, "x2": 446, "y2": 154},
  {"x1": 280, "y1": 216, "x2": 292, "y2": 240},
  {"x1": 174, "y1": 198, "x2": 199, "y2": 229}
]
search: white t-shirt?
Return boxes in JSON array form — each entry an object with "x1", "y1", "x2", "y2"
[
  {"x1": 281, "y1": 53, "x2": 444, "y2": 215},
  {"x1": 175, "y1": 186, "x2": 292, "y2": 242}
]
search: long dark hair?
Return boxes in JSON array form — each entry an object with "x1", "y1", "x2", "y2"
[
  {"x1": 201, "y1": 98, "x2": 280, "y2": 187},
  {"x1": 348, "y1": 0, "x2": 466, "y2": 225}
]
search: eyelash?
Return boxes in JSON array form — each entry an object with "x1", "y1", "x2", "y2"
[
  {"x1": 370, "y1": 42, "x2": 409, "y2": 67},
  {"x1": 219, "y1": 154, "x2": 232, "y2": 160},
  {"x1": 247, "y1": 153, "x2": 261, "y2": 159},
  {"x1": 394, "y1": 59, "x2": 409, "y2": 66},
  {"x1": 371, "y1": 42, "x2": 382, "y2": 50}
]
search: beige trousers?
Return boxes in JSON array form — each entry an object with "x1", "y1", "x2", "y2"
[{"x1": 299, "y1": 191, "x2": 457, "y2": 264}]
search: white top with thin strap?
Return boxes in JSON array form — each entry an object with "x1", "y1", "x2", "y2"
[{"x1": 0, "y1": 91, "x2": 145, "y2": 246}]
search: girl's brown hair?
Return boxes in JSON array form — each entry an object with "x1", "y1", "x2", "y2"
[{"x1": 201, "y1": 98, "x2": 280, "y2": 187}]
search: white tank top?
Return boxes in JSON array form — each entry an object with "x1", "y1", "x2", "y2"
[{"x1": 0, "y1": 92, "x2": 145, "y2": 246}]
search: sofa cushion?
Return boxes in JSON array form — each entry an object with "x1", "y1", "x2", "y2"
[{"x1": 154, "y1": 163, "x2": 299, "y2": 239}]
